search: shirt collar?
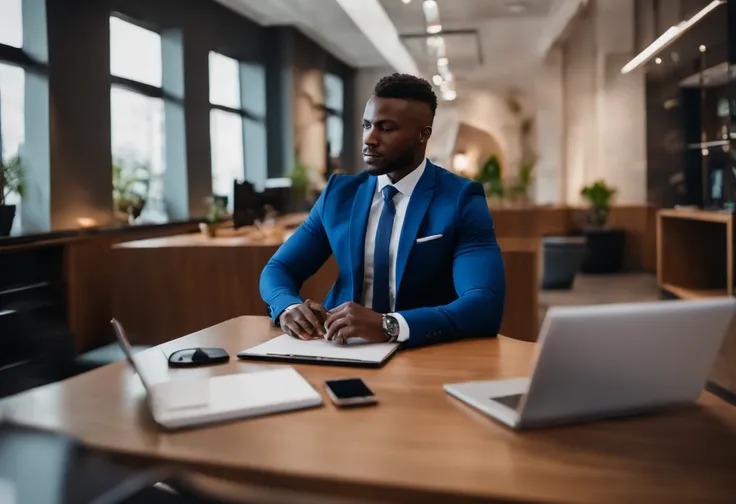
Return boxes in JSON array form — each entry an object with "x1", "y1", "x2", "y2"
[{"x1": 376, "y1": 159, "x2": 427, "y2": 197}]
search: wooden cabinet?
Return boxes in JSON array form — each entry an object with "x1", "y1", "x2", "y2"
[{"x1": 656, "y1": 209, "x2": 733, "y2": 299}]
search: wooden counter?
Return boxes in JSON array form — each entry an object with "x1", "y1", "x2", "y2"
[
  {"x1": 111, "y1": 230, "x2": 338, "y2": 346},
  {"x1": 112, "y1": 228, "x2": 540, "y2": 346},
  {"x1": 3, "y1": 316, "x2": 736, "y2": 503},
  {"x1": 491, "y1": 205, "x2": 657, "y2": 272}
]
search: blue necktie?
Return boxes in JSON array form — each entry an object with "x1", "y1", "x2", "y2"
[{"x1": 372, "y1": 185, "x2": 399, "y2": 314}]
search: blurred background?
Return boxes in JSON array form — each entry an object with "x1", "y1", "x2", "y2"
[
  {"x1": 1, "y1": 0, "x2": 735, "y2": 419},
  {"x1": 3, "y1": 1, "x2": 736, "y2": 502}
]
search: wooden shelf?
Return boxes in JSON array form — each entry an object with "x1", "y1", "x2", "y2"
[
  {"x1": 657, "y1": 209, "x2": 734, "y2": 298},
  {"x1": 660, "y1": 283, "x2": 730, "y2": 300},
  {"x1": 657, "y1": 208, "x2": 733, "y2": 224}
]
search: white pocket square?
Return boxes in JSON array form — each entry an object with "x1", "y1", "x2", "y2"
[{"x1": 416, "y1": 234, "x2": 443, "y2": 243}]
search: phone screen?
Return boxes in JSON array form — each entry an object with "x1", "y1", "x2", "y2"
[{"x1": 326, "y1": 378, "x2": 374, "y2": 400}]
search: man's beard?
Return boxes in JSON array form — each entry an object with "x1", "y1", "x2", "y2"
[{"x1": 365, "y1": 145, "x2": 417, "y2": 176}]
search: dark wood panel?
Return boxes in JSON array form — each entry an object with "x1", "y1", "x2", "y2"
[
  {"x1": 499, "y1": 240, "x2": 539, "y2": 342},
  {"x1": 491, "y1": 206, "x2": 570, "y2": 238},
  {"x1": 66, "y1": 223, "x2": 199, "y2": 353},
  {"x1": 111, "y1": 239, "x2": 338, "y2": 346}
]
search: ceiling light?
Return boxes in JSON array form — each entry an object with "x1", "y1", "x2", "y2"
[
  {"x1": 621, "y1": 0, "x2": 725, "y2": 74},
  {"x1": 507, "y1": 1, "x2": 528, "y2": 14},
  {"x1": 432, "y1": 74, "x2": 443, "y2": 85},
  {"x1": 700, "y1": 44, "x2": 707, "y2": 52},
  {"x1": 402, "y1": 0, "x2": 412, "y2": 4},
  {"x1": 442, "y1": 89, "x2": 457, "y2": 101},
  {"x1": 453, "y1": 153, "x2": 469, "y2": 171},
  {"x1": 426, "y1": 35, "x2": 446, "y2": 58},
  {"x1": 655, "y1": 57, "x2": 662, "y2": 64},
  {"x1": 427, "y1": 35, "x2": 443, "y2": 48},
  {"x1": 437, "y1": 57, "x2": 449, "y2": 66},
  {"x1": 422, "y1": 0, "x2": 439, "y2": 18},
  {"x1": 422, "y1": 0, "x2": 442, "y2": 34}
]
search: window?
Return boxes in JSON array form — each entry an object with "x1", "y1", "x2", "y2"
[
  {"x1": 0, "y1": 0, "x2": 25, "y2": 234},
  {"x1": 0, "y1": 0, "x2": 22, "y2": 48},
  {"x1": 110, "y1": 16, "x2": 162, "y2": 87},
  {"x1": 209, "y1": 51, "x2": 246, "y2": 210},
  {"x1": 0, "y1": 62, "x2": 25, "y2": 234},
  {"x1": 209, "y1": 52, "x2": 240, "y2": 109},
  {"x1": 324, "y1": 73, "x2": 344, "y2": 175},
  {"x1": 110, "y1": 16, "x2": 167, "y2": 223}
]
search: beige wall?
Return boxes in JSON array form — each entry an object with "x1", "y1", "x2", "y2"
[
  {"x1": 561, "y1": 0, "x2": 647, "y2": 205},
  {"x1": 293, "y1": 67, "x2": 327, "y2": 188},
  {"x1": 534, "y1": 47, "x2": 565, "y2": 204}
]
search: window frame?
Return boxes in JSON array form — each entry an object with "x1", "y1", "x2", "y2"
[
  {"x1": 108, "y1": 13, "x2": 170, "y2": 223},
  {"x1": 208, "y1": 51, "x2": 260, "y2": 122},
  {"x1": 208, "y1": 50, "x2": 260, "y2": 204},
  {"x1": 0, "y1": 7, "x2": 47, "y2": 158},
  {"x1": 109, "y1": 13, "x2": 179, "y2": 104}
]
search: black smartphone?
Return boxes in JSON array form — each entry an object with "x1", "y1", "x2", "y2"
[{"x1": 324, "y1": 378, "x2": 377, "y2": 407}]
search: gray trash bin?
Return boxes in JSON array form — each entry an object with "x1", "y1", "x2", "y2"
[{"x1": 541, "y1": 236, "x2": 587, "y2": 290}]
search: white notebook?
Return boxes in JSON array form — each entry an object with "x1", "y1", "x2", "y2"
[{"x1": 237, "y1": 334, "x2": 400, "y2": 367}]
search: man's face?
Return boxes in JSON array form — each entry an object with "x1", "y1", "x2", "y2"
[{"x1": 362, "y1": 96, "x2": 432, "y2": 175}]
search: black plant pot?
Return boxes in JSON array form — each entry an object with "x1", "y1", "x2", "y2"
[
  {"x1": 580, "y1": 227, "x2": 626, "y2": 274},
  {"x1": 0, "y1": 204, "x2": 16, "y2": 236}
]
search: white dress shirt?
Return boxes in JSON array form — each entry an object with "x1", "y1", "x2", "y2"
[
  {"x1": 359, "y1": 159, "x2": 426, "y2": 342},
  {"x1": 284, "y1": 160, "x2": 426, "y2": 343}
]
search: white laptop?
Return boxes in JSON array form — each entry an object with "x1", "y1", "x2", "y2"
[
  {"x1": 238, "y1": 334, "x2": 399, "y2": 367},
  {"x1": 444, "y1": 298, "x2": 736, "y2": 429},
  {"x1": 111, "y1": 319, "x2": 323, "y2": 430}
]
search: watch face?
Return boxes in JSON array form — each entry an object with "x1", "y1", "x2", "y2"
[{"x1": 383, "y1": 315, "x2": 400, "y2": 338}]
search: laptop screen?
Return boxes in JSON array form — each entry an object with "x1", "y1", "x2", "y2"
[{"x1": 110, "y1": 318, "x2": 155, "y2": 393}]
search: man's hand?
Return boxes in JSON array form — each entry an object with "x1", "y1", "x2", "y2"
[
  {"x1": 324, "y1": 302, "x2": 385, "y2": 345},
  {"x1": 280, "y1": 299, "x2": 327, "y2": 340}
]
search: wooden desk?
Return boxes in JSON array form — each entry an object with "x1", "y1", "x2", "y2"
[{"x1": 3, "y1": 316, "x2": 736, "y2": 503}]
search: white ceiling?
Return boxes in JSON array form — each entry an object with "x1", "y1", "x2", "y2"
[
  {"x1": 379, "y1": 0, "x2": 555, "y2": 33},
  {"x1": 378, "y1": 0, "x2": 558, "y2": 89},
  {"x1": 214, "y1": 0, "x2": 389, "y2": 67},
  {"x1": 215, "y1": 0, "x2": 585, "y2": 95}
]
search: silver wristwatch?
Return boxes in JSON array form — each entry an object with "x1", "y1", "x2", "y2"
[{"x1": 382, "y1": 314, "x2": 400, "y2": 343}]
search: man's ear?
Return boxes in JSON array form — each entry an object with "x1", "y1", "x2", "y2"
[{"x1": 419, "y1": 126, "x2": 433, "y2": 144}]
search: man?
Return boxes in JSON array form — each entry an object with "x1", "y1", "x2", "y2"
[{"x1": 260, "y1": 73, "x2": 505, "y2": 348}]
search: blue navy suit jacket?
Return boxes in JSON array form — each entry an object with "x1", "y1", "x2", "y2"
[{"x1": 259, "y1": 161, "x2": 506, "y2": 348}]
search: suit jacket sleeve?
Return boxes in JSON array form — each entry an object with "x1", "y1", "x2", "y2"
[
  {"x1": 397, "y1": 182, "x2": 505, "y2": 347},
  {"x1": 259, "y1": 176, "x2": 335, "y2": 322}
]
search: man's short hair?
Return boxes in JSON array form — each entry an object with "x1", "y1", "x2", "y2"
[{"x1": 373, "y1": 73, "x2": 438, "y2": 117}]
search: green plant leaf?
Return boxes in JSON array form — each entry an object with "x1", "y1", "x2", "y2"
[{"x1": 0, "y1": 154, "x2": 26, "y2": 204}]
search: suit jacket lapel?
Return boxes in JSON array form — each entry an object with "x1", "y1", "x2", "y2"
[
  {"x1": 349, "y1": 174, "x2": 376, "y2": 302},
  {"x1": 396, "y1": 161, "x2": 436, "y2": 304}
]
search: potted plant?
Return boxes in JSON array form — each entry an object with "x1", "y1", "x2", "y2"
[
  {"x1": 289, "y1": 161, "x2": 311, "y2": 211},
  {"x1": 579, "y1": 179, "x2": 625, "y2": 273},
  {"x1": 580, "y1": 179, "x2": 616, "y2": 227},
  {"x1": 508, "y1": 157, "x2": 536, "y2": 207},
  {"x1": 113, "y1": 159, "x2": 149, "y2": 224},
  {"x1": 475, "y1": 155, "x2": 505, "y2": 207},
  {"x1": 0, "y1": 154, "x2": 25, "y2": 236},
  {"x1": 200, "y1": 196, "x2": 228, "y2": 238}
]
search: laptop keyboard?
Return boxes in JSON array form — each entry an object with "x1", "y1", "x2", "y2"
[{"x1": 491, "y1": 394, "x2": 524, "y2": 410}]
